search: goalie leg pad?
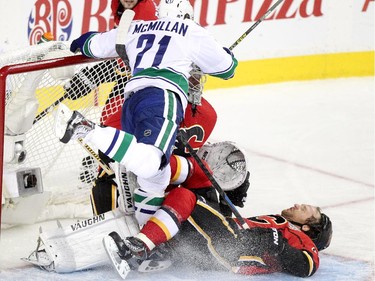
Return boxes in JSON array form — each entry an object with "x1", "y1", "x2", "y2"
[{"x1": 22, "y1": 209, "x2": 139, "y2": 273}]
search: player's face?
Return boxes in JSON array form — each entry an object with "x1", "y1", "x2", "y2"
[
  {"x1": 281, "y1": 204, "x2": 321, "y2": 225},
  {"x1": 120, "y1": 0, "x2": 139, "y2": 9}
]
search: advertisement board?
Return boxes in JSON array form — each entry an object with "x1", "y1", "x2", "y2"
[{"x1": 0, "y1": 0, "x2": 373, "y2": 87}]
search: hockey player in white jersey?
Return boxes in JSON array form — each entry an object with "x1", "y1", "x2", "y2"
[{"x1": 57, "y1": 0, "x2": 238, "y2": 227}]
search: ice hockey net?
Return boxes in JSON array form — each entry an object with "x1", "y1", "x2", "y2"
[{"x1": 0, "y1": 41, "x2": 128, "y2": 227}]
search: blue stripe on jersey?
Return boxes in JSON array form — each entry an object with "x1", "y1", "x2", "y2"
[
  {"x1": 105, "y1": 129, "x2": 120, "y2": 155},
  {"x1": 83, "y1": 33, "x2": 99, "y2": 58}
]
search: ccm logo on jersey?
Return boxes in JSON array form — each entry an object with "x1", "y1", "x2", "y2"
[{"x1": 272, "y1": 228, "x2": 279, "y2": 246}]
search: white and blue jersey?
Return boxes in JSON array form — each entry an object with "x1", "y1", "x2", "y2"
[{"x1": 88, "y1": 16, "x2": 238, "y2": 110}]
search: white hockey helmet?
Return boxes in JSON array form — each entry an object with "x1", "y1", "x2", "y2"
[{"x1": 158, "y1": 0, "x2": 194, "y2": 20}]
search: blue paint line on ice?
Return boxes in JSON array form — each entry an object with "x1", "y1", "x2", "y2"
[{"x1": 0, "y1": 255, "x2": 372, "y2": 281}]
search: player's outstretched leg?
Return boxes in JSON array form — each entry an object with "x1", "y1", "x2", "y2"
[{"x1": 54, "y1": 103, "x2": 95, "y2": 144}]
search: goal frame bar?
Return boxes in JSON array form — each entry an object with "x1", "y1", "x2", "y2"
[{"x1": 0, "y1": 55, "x2": 103, "y2": 228}]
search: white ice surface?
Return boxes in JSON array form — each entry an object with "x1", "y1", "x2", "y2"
[{"x1": 1, "y1": 77, "x2": 374, "y2": 280}]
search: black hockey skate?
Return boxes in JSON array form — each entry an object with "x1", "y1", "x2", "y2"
[
  {"x1": 103, "y1": 232, "x2": 145, "y2": 279},
  {"x1": 54, "y1": 103, "x2": 95, "y2": 144},
  {"x1": 103, "y1": 232, "x2": 172, "y2": 279}
]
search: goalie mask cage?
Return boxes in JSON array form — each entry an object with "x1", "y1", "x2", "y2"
[{"x1": 0, "y1": 42, "x2": 127, "y2": 227}]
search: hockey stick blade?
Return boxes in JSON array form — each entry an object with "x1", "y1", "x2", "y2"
[
  {"x1": 116, "y1": 9, "x2": 135, "y2": 62},
  {"x1": 103, "y1": 234, "x2": 131, "y2": 279},
  {"x1": 229, "y1": 0, "x2": 284, "y2": 50},
  {"x1": 53, "y1": 103, "x2": 74, "y2": 141}
]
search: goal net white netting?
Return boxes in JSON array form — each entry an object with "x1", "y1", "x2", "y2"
[{"x1": 1, "y1": 41, "x2": 128, "y2": 226}]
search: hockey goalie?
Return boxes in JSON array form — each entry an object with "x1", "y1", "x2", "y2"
[
  {"x1": 23, "y1": 137, "x2": 331, "y2": 279},
  {"x1": 22, "y1": 140, "x2": 251, "y2": 275}
]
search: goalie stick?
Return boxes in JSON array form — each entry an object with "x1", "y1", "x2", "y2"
[
  {"x1": 229, "y1": 0, "x2": 284, "y2": 50},
  {"x1": 77, "y1": 138, "x2": 114, "y2": 176}
]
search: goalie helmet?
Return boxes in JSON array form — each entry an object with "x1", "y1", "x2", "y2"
[
  {"x1": 158, "y1": 0, "x2": 194, "y2": 20},
  {"x1": 308, "y1": 213, "x2": 333, "y2": 251}
]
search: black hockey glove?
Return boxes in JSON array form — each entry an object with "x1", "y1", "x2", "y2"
[
  {"x1": 239, "y1": 227, "x2": 285, "y2": 257},
  {"x1": 225, "y1": 171, "x2": 250, "y2": 207},
  {"x1": 63, "y1": 67, "x2": 94, "y2": 99},
  {"x1": 64, "y1": 60, "x2": 120, "y2": 100},
  {"x1": 70, "y1": 31, "x2": 98, "y2": 56},
  {"x1": 223, "y1": 47, "x2": 234, "y2": 58}
]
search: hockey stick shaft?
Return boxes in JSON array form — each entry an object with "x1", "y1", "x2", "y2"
[
  {"x1": 34, "y1": 9, "x2": 135, "y2": 124},
  {"x1": 177, "y1": 132, "x2": 249, "y2": 229},
  {"x1": 33, "y1": 55, "x2": 110, "y2": 125},
  {"x1": 33, "y1": 95, "x2": 66, "y2": 124},
  {"x1": 229, "y1": 0, "x2": 284, "y2": 50},
  {"x1": 77, "y1": 138, "x2": 114, "y2": 176}
]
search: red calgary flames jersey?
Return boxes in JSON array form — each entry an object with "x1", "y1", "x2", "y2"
[{"x1": 233, "y1": 215, "x2": 319, "y2": 276}]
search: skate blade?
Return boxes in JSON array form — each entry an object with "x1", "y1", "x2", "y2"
[
  {"x1": 54, "y1": 103, "x2": 74, "y2": 142},
  {"x1": 103, "y1": 235, "x2": 131, "y2": 279}
]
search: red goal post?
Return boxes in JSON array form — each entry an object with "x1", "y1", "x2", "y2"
[{"x1": 0, "y1": 42, "x2": 126, "y2": 227}]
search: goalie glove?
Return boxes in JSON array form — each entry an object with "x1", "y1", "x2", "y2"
[
  {"x1": 70, "y1": 31, "x2": 98, "y2": 57},
  {"x1": 225, "y1": 171, "x2": 250, "y2": 208}
]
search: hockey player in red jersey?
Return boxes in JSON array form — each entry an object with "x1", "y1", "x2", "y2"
[
  {"x1": 105, "y1": 187, "x2": 332, "y2": 278},
  {"x1": 111, "y1": 0, "x2": 157, "y2": 25}
]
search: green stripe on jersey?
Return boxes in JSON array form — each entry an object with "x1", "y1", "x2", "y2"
[
  {"x1": 112, "y1": 133, "x2": 135, "y2": 162},
  {"x1": 211, "y1": 57, "x2": 238, "y2": 79},
  {"x1": 134, "y1": 68, "x2": 189, "y2": 94},
  {"x1": 83, "y1": 33, "x2": 98, "y2": 58},
  {"x1": 134, "y1": 193, "x2": 164, "y2": 206},
  {"x1": 158, "y1": 91, "x2": 176, "y2": 151}
]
